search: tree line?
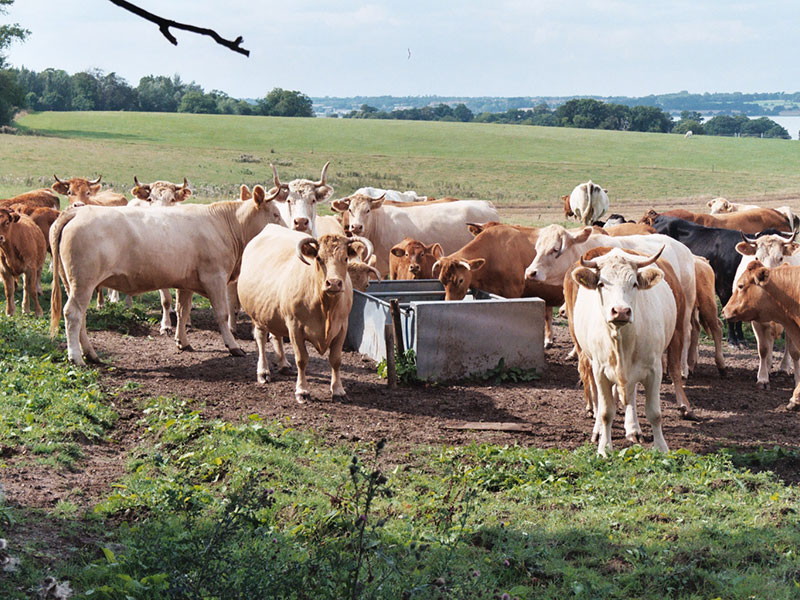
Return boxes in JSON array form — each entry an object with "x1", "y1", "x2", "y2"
[
  {"x1": 343, "y1": 99, "x2": 791, "y2": 138},
  {"x1": 0, "y1": 66, "x2": 314, "y2": 125}
]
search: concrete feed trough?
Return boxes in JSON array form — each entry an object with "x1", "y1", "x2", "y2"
[{"x1": 346, "y1": 280, "x2": 546, "y2": 381}]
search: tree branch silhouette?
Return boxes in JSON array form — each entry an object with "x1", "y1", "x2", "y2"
[{"x1": 108, "y1": 0, "x2": 249, "y2": 57}]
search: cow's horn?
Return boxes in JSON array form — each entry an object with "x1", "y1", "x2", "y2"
[
  {"x1": 264, "y1": 186, "x2": 283, "y2": 201},
  {"x1": 580, "y1": 255, "x2": 599, "y2": 269},
  {"x1": 133, "y1": 175, "x2": 141, "y2": 187},
  {"x1": 315, "y1": 161, "x2": 330, "y2": 187},
  {"x1": 53, "y1": 174, "x2": 65, "y2": 184},
  {"x1": 88, "y1": 175, "x2": 102, "y2": 185},
  {"x1": 296, "y1": 237, "x2": 318, "y2": 265},
  {"x1": 630, "y1": 245, "x2": 665, "y2": 268},
  {"x1": 350, "y1": 235, "x2": 373, "y2": 262},
  {"x1": 181, "y1": 177, "x2": 189, "y2": 189},
  {"x1": 741, "y1": 231, "x2": 758, "y2": 245},
  {"x1": 270, "y1": 164, "x2": 283, "y2": 189},
  {"x1": 368, "y1": 265, "x2": 382, "y2": 280}
]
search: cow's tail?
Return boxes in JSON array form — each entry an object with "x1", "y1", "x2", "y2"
[
  {"x1": 584, "y1": 182, "x2": 596, "y2": 225},
  {"x1": 49, "y1": 210, "x2": 77, "y2": 338}
]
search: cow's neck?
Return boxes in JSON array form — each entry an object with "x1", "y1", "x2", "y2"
[{"x1": 763, "y1": 273, "x2": 800, "y2": 340}]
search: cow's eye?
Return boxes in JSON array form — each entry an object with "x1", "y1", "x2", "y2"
[
  {"x1": 458, "y1": 278, "x2": 464, "y2": 285},
  {"x1": 632, "y1": 282, "x2": 638, "y2": 288}
]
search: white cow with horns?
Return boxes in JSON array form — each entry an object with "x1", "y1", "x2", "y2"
[{"x1": 568, "y1": 247, "x2": 674, "y2": 455}]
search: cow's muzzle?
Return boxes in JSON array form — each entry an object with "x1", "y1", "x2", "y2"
[{"x1": 324, "y1": 278, "x2": 344, "y2": 294}]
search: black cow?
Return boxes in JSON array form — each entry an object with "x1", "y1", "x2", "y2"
[{"x1": 647, "y1": 215, "x2": 747, "y2": 345}]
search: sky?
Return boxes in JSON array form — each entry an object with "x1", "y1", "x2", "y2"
[{"x1": 5, "y1": 0, "x2": 800, "y2": 99}]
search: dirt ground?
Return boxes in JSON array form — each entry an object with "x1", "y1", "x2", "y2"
[{"x1": 5, "y1": 305, "x2": 800, "y2": 511}]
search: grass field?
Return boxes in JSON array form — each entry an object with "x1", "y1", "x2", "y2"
[{"x1": 3, "y1": 112, "x2": 800, "y2": 224}]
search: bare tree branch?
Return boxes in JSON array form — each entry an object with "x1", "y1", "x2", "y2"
[{"x1": 108, "y1": 0, "x2": 250, "y2": 57}]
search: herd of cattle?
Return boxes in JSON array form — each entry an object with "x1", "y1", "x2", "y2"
[{"x1": 1, "y1": 166, "x2": 800, "y2": 455}]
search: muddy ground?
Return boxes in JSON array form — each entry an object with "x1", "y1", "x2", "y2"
[{"x1": 5, "y1": 306, "x2": 800, "y2": 510}]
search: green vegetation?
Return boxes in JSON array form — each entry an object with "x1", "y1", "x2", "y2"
[{"x1": 3, "y1": 111, "x2": 800, "y2": 223}]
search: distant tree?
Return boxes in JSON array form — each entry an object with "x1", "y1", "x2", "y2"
[
  {"x1": 0, "y1": 0, "x2": 28, "y2": 125},
  {"x1": 672, "y1": 119, "x2": 704, "y2": 135},
  {"x1": 740, "y1": 116, "x2": 789, "y2": 139},
  {"x1": 71, "y1": 71, "x2": 100, "y2": 110},
  {"x1": 137, "y1": 75, "x2": 182, "y2": 112},
  {"x1": 257, "y1": 88, "x2": 313, "y2": 117},
  {"x1": 704, "y1": 114, "x2": 743, "y2": 136},
  {"x1": 628, "y1": 106, "x2": 673, "y2": 133},
  {"x1": 32, "y1": 68, "x2": 73, "y2": 111},
  {"x1": 453, "y1": 103, "x2": 473, "y2": 122},
  {"x1": 96, "y1": 71, "x2": 138, "y2": 110},
  {"x1": 360, "y1": 104, "x2": 378, "y2": 114},
  {"x1": 178, "y1": 90, "x2": 217, "y2": 113}
]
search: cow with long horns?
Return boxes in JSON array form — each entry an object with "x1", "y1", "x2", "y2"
[
  {"x1": 567, "y1": 246, "x2": 675, "y2": 455},
  {"x1": 269, "y1": 162, "x2": 333, "y2": 236}
]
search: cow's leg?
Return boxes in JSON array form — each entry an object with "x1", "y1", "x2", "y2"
[
  {"x1": 566, "y1": 345, "x2": 578, "y2": 360},
  {"x1": 79, "y1": 313, "x2": 101, "y2": 364},
  {"x1": 95, "y1": 286, "x2": 105, "y2": 308},
  {"x1": 680, "y1": 292, "x2": 694, "y2": 378},
  {"x1": 201, "y1": 276, "x2": 244, "y2": 356},
  {"x1": 226, "y1": 281, "x2": 240, "y2": 335},
  {"x1": 108, "y1": 289, "x2": 120, "y2": 303},
  {"x1": 289, "y1": 328, "x2": 311, "y2": 403},
  {"x1": 158, "y1": 288, "x2": 173, "y2": 335},
  {"x1": 777, "y1": 331, "x2": 794, "y2": 376},
  {"x1": 593, "y1": 370, "x2": 615, "y2": 456},
  {"x1": 700, "y1": 309, "x2": 726, "y2": 376},
  {"x1": 329, "y1": 326, "x2": 348, "y2": 401},
  {"x1": 23, "y1": 268, "x2": 43, "y2": 317},
  {"x1": 578, "y1": 352, "x2": 595, "y2": 416},
  {"x1": 270, "y1": 334, "x2": 293, "y2": 374},
  {"x1": 643, "y1": 366, "x2": 668, "y2": 452},
  {"x1": 64, "y1": 286, "x2": 95, "y2": 366},
  {"x1": 544, "y1": 308, "x2": 554, "y2": 349},
  {"x1": 687, "y1": 308, "x2": 700, "y2": 373},
  {"x1": 622, "y1": 381, "x2": 644, "y2": 445},
  {"x1": 667, "y1": 330, "x2": 694, "y2": 419},
  {"x1": 253, "y1": 324, "x2": 272, "y2": 384},
  {"x1": 174, "y1": 288, "x2": 194, "y2": 351},
  {"x1": 753, "y1": 321, "x2": 775, "y2": 389},
  {"x1": 1, "y1": 270, "x2": 16, "y2": 316}
]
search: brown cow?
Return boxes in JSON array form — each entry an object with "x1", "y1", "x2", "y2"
[
  {"x1": 0, "y1": 208, "x2": 47, "y2": 316},
  {"x1": 237, "y1": 225, "x2": 368, "y2": 402},
  {"x1": 9, "y1": 204, "x2": 60, "y2": 253},
  {"x1": 564, "y1": 246, "x2": 693, "y2": 420},
  {"x1": 640, "y1": 208, "x2": 791, "y2": 234},
  {"x1": 0, "y1": 188, "x2": 60, "y2": 210},
  {"x1": 52, "y1": 175, "x2": 127, "y2": 206},
  {"x1": 723, "y1": 262, "x2": 800, "y2": 409},
  {"x1": 389, "y1": 238, "x2": 443, "y2": 279},
  {"x1": 604, "y1": 222, "x2": 656, "y2": 236},
  {"x1": 432, "y1": 222, "x2": 564, "y2": 348}
]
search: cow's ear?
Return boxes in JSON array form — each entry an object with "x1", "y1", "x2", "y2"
[
  {"x1": 783, "y1": 243, "x2": 800, "y2": 256},
  {"x1": 331, "y1": 198, "x2": 350, "y2": 213},
  {"x1": 432, "y1": 260, "x2": 442, "y2": 279},
  {"x1": 636, "y1": 267, "x2": 663, "y2": 290},
  {"x1": 573, "y1": 227, "x2": 593, "y2": 244},
  {"x1": 369, "y1": 194, "x2": 385, "y2": 209},
  {"x1": 315, "y1": 184, "x2": 334, "y2": 202},
  {"x1": 735, "y1": 242, "x2": 756, "y2": 256},
  {"x1": 572, "y1": 267, "x2": 599, "y2": 290},
  {"x1": 466, "y1": 222, "x2": 484, "y2": 236},
  {"x1": 52, "y1": 181, "x2": 70, "y2": 195},
  {"x1": 390, "y1": 247, "x2": 406, "y2": 258},
  {"x1": 10, "y1": 212, "x2": 21, "y2": 223},
  {"x1": 347, "y1": 239, "x2": 368, "y2": 259},
  {"x1": 468, "y1": 258, "x2": 485, "y2": 272},
  {"x1": 706, "y1": 200, "x2": 715, "y2": 208},
  {"x1": 251, "y1": 185, "x2": 267, "y2": 206},
  {"x1": 0, "y1": 234, "x2": 5, "y2": 244},
  {"x1": 297, "y1": 238, "x2": 319, "y2": 264},
  {"x1": 176, "y1": 187, "x2": 192, "y2": 202},
  {"x1": 429, "y1": 243, "x2": 444, "y2": 258},
  {"x1": 239, "y1": 184, "x2": 252, "y2": 201},
  {"x1": 132, "y1": 185, "x2": 150, "y2": 200},
  {"x1": 755, "y1": 267, "x2": 770, "y2": 286},
  {"x1": 89, "y1": 183, "x2": 102, "y2": 195}
]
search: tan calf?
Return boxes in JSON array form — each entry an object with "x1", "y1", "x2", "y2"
[
  {"x1": 390, "y1": 238, "x2": 443, "y2": 279},
  {"x1": 0, "y1": 208, "x2": 47, "y2": 316}
]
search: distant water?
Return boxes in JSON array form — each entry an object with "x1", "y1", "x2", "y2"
[{"x1": 754, "y1": 115, "x2": 800, "y2": 140}]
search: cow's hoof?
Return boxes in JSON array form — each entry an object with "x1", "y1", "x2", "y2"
[
  {"x1": 786, "y1": 400, "x2": 800, "y2": 411},
  {"x1": 257, "y1": 372, "x2": 271, "y2": 384},
  {"x1": 679, "y1": 406, "x2": 698, "y2": 421},
  {"x1": 757, "y1": 382, "x2": 770, "y2": 390},
  {"x1": 178, "y1": 344, "x2": 194, "y2": 352},
  {"x1": 160, "y1": 327, "x2": 173, "y2": 336},
  {"x1": 278, "y1": 366, "x2": 294, "y2": 376},
  {"x1": 228, "y1": 347, "x2": 246, "y2": 357},
  {"x1": 85, "y1": 354, "x2": 104, "y2": 365},
  {"x1": 717, "y1": 367, "x2": 727, "y2": 377},
  {"x1": 295, "y1": 392, "x2": 310, "y2": 404},
  {"x1": 544, "y1": 340, "x2": 554, "y2": 350},
  {"x1": 332, "y1": 393, "x2": 349, "y2": 403},
  {"x1": 626, "y1": 432, "x2": 644, "y2": 445}
]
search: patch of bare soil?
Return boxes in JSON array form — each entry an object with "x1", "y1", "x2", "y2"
[{"x1": 4, "y1": 307, "x2": 800, "y2": 510}]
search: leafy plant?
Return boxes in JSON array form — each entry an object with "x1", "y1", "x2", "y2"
[
  {"x1": 474, "y1": 358, "x2": 540, "y2": 384},
  {"x1": 377, "y1": 348, "x2": 419, "y2": 384}
]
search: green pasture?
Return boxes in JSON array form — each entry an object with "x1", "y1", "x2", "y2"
[{"x1": 3, "y1": 111, "x2": 800, "y2": 222}]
